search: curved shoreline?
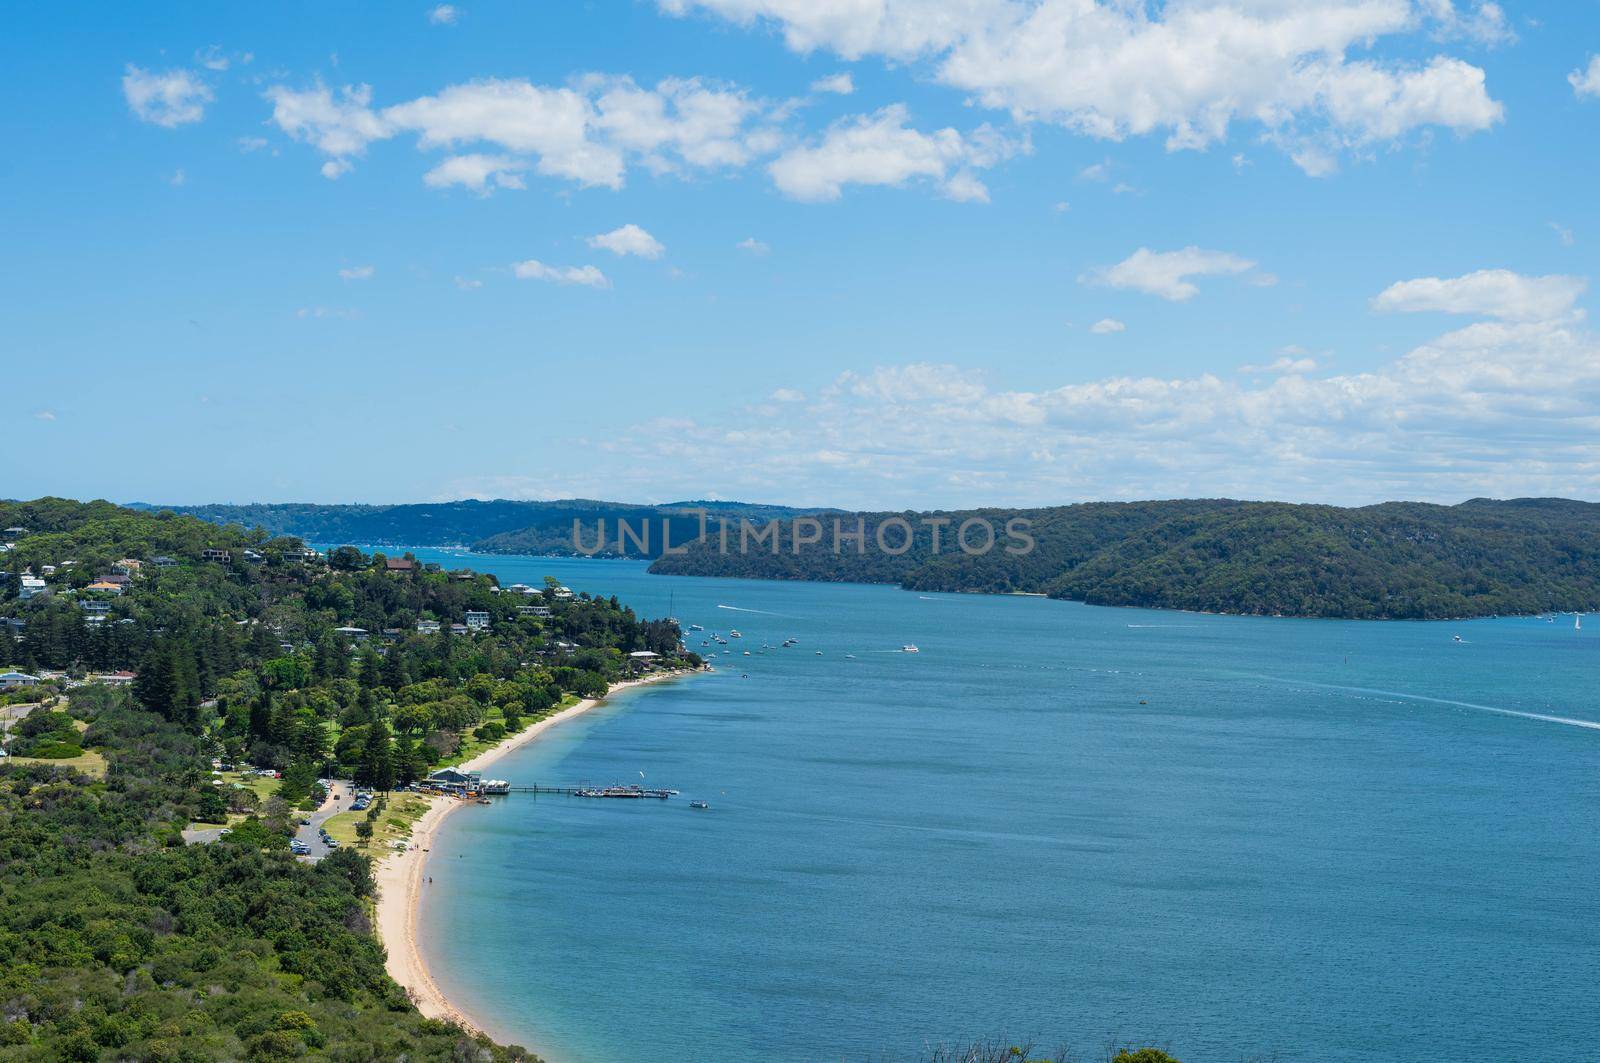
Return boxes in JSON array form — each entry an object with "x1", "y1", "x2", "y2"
[{"x1": 374, "y1": 668, "x2": 700, "y2": 1047}]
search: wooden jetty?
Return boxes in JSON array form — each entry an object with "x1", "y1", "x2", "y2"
[{"x1": 506, "y1": 783, "x2": 679, "y2": 799}]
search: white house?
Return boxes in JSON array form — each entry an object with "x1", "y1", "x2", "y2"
[
  {"x1": 465, "y1": 610, "x2": 490, "y2": 631},
  {"x1": 416, "y1": 619, "x2": 441, "y2": 635},
  {"x1": 19, "y1": 577, "x2": 47, "y2": 601},
  {"x1": 0, "y1": 671, "x2": 40, "y2": 691}
]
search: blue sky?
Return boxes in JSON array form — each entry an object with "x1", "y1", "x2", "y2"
[{"x1": 6, "y1": 0, "x2": 1599, "y2": 509}]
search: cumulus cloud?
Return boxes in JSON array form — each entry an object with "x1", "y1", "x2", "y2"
[
  {"x1": 262, "y1": 74, "x2": 775, "y2": 188},
  {"x1": 768, "y1": 103, "x2": 1018, "y2": 202},
  {"x1": 339, "y1": 265, "x2": 375, "y2": 281},
  {"x1": 737, "y1": 236, "x2": 771, "y2": 255},
  {"x1": 811, "y1": 72, "x2": 855, "y2": 95},
  {"x1": 512, "y1": 260, "x2": 611, "y2": 288},
  {"x1": 1085, "y1": 247, "x2": 1258, "y2": 302},
  {"x1": 659, "y1": 0, "x2": 1504, "y2": 173},
  {"x1": 422, "y1": 153, "x2": 527, "y2": 192},
  {"x1": 429, "y1": 4, "x2": 460, "y2": 24},
  {"x1": 1372, "y1": 269, "x2": 1587, "y2": 322},
  {"x1": 771, "y1": 387, "x2": 807, "y2": 402},
  {"x1": 1088, "y1": 318, "x2": 1125, "y2": 334},
  {"x1": 555, "y1": 271, "x2": 1600, "y2": 507},
  {"x1": 1571, "y1": 56, "x2": 1600, "y2": 100},
  {"x1": 123, "y1": 66, "x2": 213, "y2": 128},
  {"x1": 265, "y1": 82, "x2": 393, "y2": 159},
  {"x1": 587, "y1": 223, "x2": 666, "y2": 258},
  {"x1": 1240, "y1": 352, "x2": 1319, "y2": 374}
]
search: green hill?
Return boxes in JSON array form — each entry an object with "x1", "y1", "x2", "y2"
[{"x1": 647, "y1": 497, "x2": 1600, "y2": 619}]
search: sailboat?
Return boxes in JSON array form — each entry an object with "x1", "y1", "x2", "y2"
[{"x1": 1577, "y1": 614, "x2": 1583, "y2": 631}]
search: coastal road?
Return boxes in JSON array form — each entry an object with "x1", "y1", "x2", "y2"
[{"x1": 295, "y1": 780, "x2": 351, "y2": 862}]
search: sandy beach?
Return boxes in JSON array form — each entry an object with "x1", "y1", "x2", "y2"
[{"x1": 373, "y1": 668, "x2": 697, "y2": 1041}]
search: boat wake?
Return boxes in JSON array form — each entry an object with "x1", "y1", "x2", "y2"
[
  {"x1": 716, "y1": 604, "x2": 798, "y2": 617},
  {"x1": 1261, "y1": 677, "x2": 1600, "y2": 732}
]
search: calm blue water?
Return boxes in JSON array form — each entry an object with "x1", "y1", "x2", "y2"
[{"x1": 408, "y1": 550, "x2": 1600, "y2": 1063}]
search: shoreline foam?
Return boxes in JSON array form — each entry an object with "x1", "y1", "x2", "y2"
[{"x1": 373, "y1": 668, "x2": 698, "y2": 1046}]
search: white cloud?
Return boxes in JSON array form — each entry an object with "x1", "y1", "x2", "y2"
[
  {"x1": 168, "y1": 168, "x2": 186, "y2": 187},
  {"x1": 1372, "y1": 269, "x2": 1587, "y2": 323},
  {"x1": 771, "y1": 387, "x2": 807, "y2": 402},
  {"x1": 195, "y1": 45, "x2": 231, "y2": 72},
  {"x1": 33, "y1": 409, "x2": 57, "y2": 422},
  {"x1": 429, "y1": 4, "x2": 461, "y2": 25},
  {"x1": 264, "y1": 82, "x2": 393, "y2": 162},
  {"x1": 321, "y1": 159, "x2": 354, "y2": 180},
  {"x1": 1422, "y1": 0, "x2": 1514, "y2": 45},
  {"x1": 237, "y1": 136, "x2": 269, "y2": 152},
  {"x1": 564, "y1": 274, "x2": 1600, "y2": 507},
  {"x1": 123, "y1": 66, "x2": 213, "y2": 128},
  {"x1": 1571, "y1": 56, "x2": 1600, "y2": 100},
  {"x1": 512, "y1": 260, "x2": 611, "y2": 288},
  {"x1": 1085, "y1": 247, "x2": 1258, "y2": 302},
  {"x1": 422, "y1": 153, "x2": 527, "y2": 193},
  {"x1": 339, "y1": 265, "x2": 375, "y2": 281},
  {"x1": 1088, "y1": 318, "x2": 1125, "y2": 334},
  {"x1": 811, "y1": 72, "x2": 855, "y2": 95},
  {"x1": 296, "y1": 306, "x2": 361, "y2": 319},
  {"x1": 768, "y1": 103, "x2": 1018, "y2": 202},
  {"x1": 587, "y1": 223, "x2": 666, "y2": 258},
  {"x1": 264, "y1": 74, "x2": 775, "y2": 189},
  {"x1": 1240, "y1": 353, "x2": 1319, "y2": 374},
  {"x1": 661, "y1": 0, "x2": 1503, "y2": 173},
  {"x1": 454, "y1": 276, "x2": 484, "y2": 290},
  {"x1": 737, "y1": 237, "x2": 770, "y2": 255},
  {"x1": 1550, "y1": 222, "x2": 1575, "y2": 247}
]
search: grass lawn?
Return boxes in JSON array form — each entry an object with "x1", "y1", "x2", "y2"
[
  {"x1": 323, "y1": 791, "x2": 433, "y2": 852},
  {"x1": 5, "y1": 749, "x2": 108, "y2": 778},
  {"x1": 215, "y1": 769, "x2": 280, "y2": 801}
]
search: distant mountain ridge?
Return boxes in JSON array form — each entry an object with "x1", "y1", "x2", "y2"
[
  {"x1": 140, "y1": 495, "x2": 1600, "y2": 619},
  {"x1": 135, "y1": 498, "x2": 824, "y2": 556},
  {"x1": 647, "y1": 497, "x2": 1600, "y2": 620}
]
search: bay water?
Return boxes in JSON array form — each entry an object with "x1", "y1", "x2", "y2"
[{"x1": 408, "y1": 551, "x2": 1599, "y2": 1062}]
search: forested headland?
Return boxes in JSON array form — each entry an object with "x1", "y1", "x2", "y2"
[
  {"x1": 646, "y1": 497, "x2": 1600, "y2": 619},
  {"x1": 0, "y1": 497, "x2": 698, "y2": 1061}
]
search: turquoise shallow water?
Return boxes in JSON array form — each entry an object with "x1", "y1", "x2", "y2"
[{"x1": 409, "y1": 551, "x2": 1600, "y2": 1063}]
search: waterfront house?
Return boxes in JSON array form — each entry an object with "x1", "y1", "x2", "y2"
[
  {"x1": 97, "y1": 573, "x2": 131, "y2": 587},
  {"x1": 451, "y1": 623, "x2": 469, "y2": 635},
  {"x1": 80, "y1": 600, "x2": 111, "y2": 616},
  {"x1": 334, "y1": 626, "x2": 369, "y2": 642},
  {"x1": 243, "y1": 549, "x2": 265, "y2": 564},
  {"x1": 465, "y1": 610, "x2": 490, "y2": 631},
  {"x1": 90, "y1": 671, "x2": 136, "y2": 686},
  {"x1": 19, "y1": 577, "x2": 47, "y2": 601},
  {"x1": 2, "y1": 527, "x2": 26, "y2": 538},
  {"x1": 151, "y1": 556, "x2": 179, "y2": 568},
  {"x1": 552, "y1": 585, "x2": 574, "y2": 600},
  {"x1": 85, "y1": 580, "x2": 124, "y2": 596},
  {"x1": 200, "y1": 548, "x2": 231, "y2": 563},
  {"x1": 111, "y1": 559, "x2": 142, "y2": 576},
  {"x1": 0, "y1": 672, "x2": 39, "y2": 691},
  {"x1": 385, "y1": 557, "x2": 417, "y2": 573},
  {"x1": 422, "y1": 767, "x2": 510, "y2": 795},
  {"x1": 416, "y1": 619, "x2": 441, "y2": 635}
]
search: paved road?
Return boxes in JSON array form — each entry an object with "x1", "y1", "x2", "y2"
[
  {"x1": 294, "y1": 780, "x2": 351, "y2": 862},
  {"x1": 180, "y1": 825, "x2": 229, "y2": 845}
]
